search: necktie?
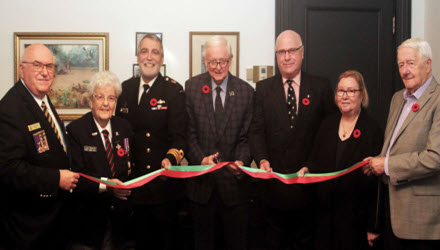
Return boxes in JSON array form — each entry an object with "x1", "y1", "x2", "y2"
[
  {"x1": 102, "y1": 129, "x2": 115, "y2": 177},
  {"x1": 41, "y1": 101, "x2": 65, "y2": 151},
  {"x1": 214, "y1": 86, "x2": 224, "y2": 134},
  {"x1": 139, "y1": 84, "x2": 150, "y2": 107},
  {"x1": 286, "y1": 80, "x2": 297, "y2": 129}
]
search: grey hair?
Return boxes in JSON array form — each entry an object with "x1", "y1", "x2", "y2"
[
  {"x1": 202, "y1": 35, "x2": 233, "y2": 58},
  {"x1": 137, "y1": 33, "x2": 164, "y2": 57},
  {"x1": 398, "y1": 38, "x2": 432, "y2": 61},
  {"x1": 87, "y1": 71, "x2": 122, "y2": 97}
]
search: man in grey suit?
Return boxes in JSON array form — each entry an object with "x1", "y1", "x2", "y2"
[
  {"x1": 364, "y1": 38, "x2": 440, "y2": 249},
  {"x1": 185, "y1": 35, "x2": 254, "y2": 250}
]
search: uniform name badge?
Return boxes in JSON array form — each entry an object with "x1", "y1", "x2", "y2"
[{"x1": 33, "y1": 130, "x2": 50, "y2": 154}]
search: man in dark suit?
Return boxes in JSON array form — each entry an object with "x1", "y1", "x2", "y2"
[
  {"x1": 250, "y1": 30, "x2": 337, "y2": 249},
  {"x1": 67, "y1": 71, "x2": 133, "y2": 249},
  {"x1": 0, "y1": 44, "x2": 79, "y2": 249},
  {"x1": 185, "y1": 35, "x2": 254, "y2": 250},
  {"x1": 116, "y1": 34, "x2": 186, "y2": 250}
]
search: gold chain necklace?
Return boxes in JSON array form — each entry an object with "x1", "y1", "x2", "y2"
[{"x1": 341, "y1": 113, "x2": 359, "y2": 138}]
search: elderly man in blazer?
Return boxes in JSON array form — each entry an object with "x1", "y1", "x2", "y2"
[
  {"x1": 0, "y1": 44, "x2": 79, "y2": 249},
  {"x1": 365, "y1": 38, "x2": 440, "y2": 250},
  {"x1": 250, "y1": 30, "x2": 337, "y2": 250},
  {"x1": 185, "y1": 35, "x2": 254, "y2": 250}
]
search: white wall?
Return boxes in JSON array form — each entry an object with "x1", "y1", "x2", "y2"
[
  {"x1": 412, "y1": 0, "x2": 440, "y2": 80},
  {"x1": 0, "y1": 0, "x2": 275, "y2": 98}
]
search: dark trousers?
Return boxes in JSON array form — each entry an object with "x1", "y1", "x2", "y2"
[
  {"x1": 264, "y1": 206, "x2": 313, "y2": 250},
  {"x1": 133, "y1": 201, "x2": 179, "y2": 250},
  {"x1": 190, "y1": 192, "x2": 249, "y2": 250}
]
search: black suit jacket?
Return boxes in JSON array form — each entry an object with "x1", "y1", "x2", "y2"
[
  {"x1": 250, "y1": 72, "x2": 337, "y2": 209},
  {"x1": 66, "y1": 112, "x2": 133, "y2": 246},
  {"x1": 116, "y1": 74, "x2": 186, "y2": 205},
  {"x1": 0, "y1": 81, "x2": 70, "y2": 249},
  {"x1": 308, "y1": 110, "x2": 383, "y2": 249},
  {"x1": 185, "y1": 72, "x2": 254, "y2": 206}
]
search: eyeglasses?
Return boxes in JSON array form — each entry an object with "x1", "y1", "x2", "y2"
[
  {"x1": 22, "y1": 61, "x2": 56, "y2": 73},
  {"x1": 337, "y1": 89, "x2": 361, "y2": 97},
  {"x1": 93, "y1": 94, "x2": 117, "y2": 103},
  {"x1": 275, "y1": 45, "x2": 304, "y2": 57},
  {"x1": 207, "y1": 59, "x2": 229, "y2": 69}
]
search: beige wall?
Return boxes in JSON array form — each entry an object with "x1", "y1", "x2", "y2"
[{"x1": 425, "y1": 0, "x2": 440, "y2": 80}]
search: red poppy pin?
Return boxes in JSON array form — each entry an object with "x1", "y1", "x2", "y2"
[
  {"x1": 412, "y1": 103, "x2": 420, "y2": 112},
  {"x1": 302, "y1": 98, "x2": 310, "y2": 106},
  {"x1": 117, "y1": 148, "x2": 125, "y2": 157},
  {"x1": 202, "y1": 85, "x2": 210, "y2": 94},
  {"x1": 353, "y1": 129, "x2": 361, "y2": 138},
  {"x1": 150, "y1": 98, "x2": 157, "y2": 107}
]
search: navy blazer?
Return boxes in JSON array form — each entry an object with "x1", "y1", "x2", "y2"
[
  {"x1": 250, "y1": 72, "x2": 337, "y2": 209},
  {"x1": 0, "y1": 81, "x2": 70, "y2": 249}
]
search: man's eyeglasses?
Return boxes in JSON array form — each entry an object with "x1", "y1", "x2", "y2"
[
  {"x1": 93, "y1": 94, "x2": 117, "y2": 103},
  {"x1": 22, "y1": 61, "x2": 56, "y2": 73},
  {"x1": 207, "y1": 59, "x2": 229, "y2": 69},
  {"x1": 275, "y1": 45, "x2": 304, "y2": 57},
  {"x1": 336, "y1": 89, "x2": 361, "y2": 97}
]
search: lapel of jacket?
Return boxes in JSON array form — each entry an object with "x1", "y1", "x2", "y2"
[
  {"x1": 217, "y1": 73, "x2": 236, "y2": 138},
  {"x1": 87, "y1": 113, "x2": 111, "y2": 176},
  {"x1": 17, "y1": 82, "x2": 65, "y2": 152},
  {"x1": 270, "y1": 75, "x2": 290, "y2": 128},
  {"x1": 127, "y1": 77, "x2": 141, "y2": 110},
  {"x1": 393, "y1": 78, "x2": 438, "y2": 144},
  {"x1": 381, "y1": 92, "x2": 405, "y2": 155},
  {"x1": 201, "y1": 73, "x2": 217, "y2": 135},
  {"x1": 298, "y1": 72, "x2": 313, "y2": 118}
]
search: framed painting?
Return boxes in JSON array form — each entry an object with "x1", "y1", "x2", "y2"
[
  {"x1": 189, "y1": 31, "x2": 239, "y2": 77},
  {"x1": 14, "y1": 32, "x2": 109, "y2": 120},
  {"x1": 133, "y1": 64, "x2": 166, "y2": 77},
  {"x1": 135, "y1": 32, "x2": 163, "y2": 55}
]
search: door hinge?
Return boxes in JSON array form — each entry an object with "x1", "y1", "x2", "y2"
[{"x1": 393, "y1": 16, "x2": 396, "y2": 35}]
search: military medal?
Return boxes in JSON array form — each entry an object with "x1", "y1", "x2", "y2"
[{"x1": 33, "y1": 130, "x2": 50, "y2": 154}]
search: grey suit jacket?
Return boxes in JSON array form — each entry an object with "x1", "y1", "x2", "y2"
[{"x1": 381, "y1": 77, "x2": 440, "y2": 239}]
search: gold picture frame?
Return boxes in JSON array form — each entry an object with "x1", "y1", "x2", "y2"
[
  {"x1": 14, "y1": 32, "x2": 109, "y2": 121},
  {"x1": 189, "y1": 31, "x2": 239, "y2": 77}
]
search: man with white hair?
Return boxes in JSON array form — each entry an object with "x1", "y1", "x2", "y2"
[
  {"x1": 185, "y1": 35, "x2": 254, "y2": 250},
  {"x1": 364, "y1": 38, "x2": 440, "y2": 249}
]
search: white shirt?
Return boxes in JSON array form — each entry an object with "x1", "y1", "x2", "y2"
[{"x1": 137, "y1": 75, "x2": 158, "y2": 104}]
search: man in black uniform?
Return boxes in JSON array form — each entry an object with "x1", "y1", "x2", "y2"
[{"x1": 116, "y1": 34, "x2": 186, "y2": 250}]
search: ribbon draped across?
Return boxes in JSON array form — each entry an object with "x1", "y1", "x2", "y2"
[{"x1": 78, "y1": 161, "x2": 368, "y2": 189}]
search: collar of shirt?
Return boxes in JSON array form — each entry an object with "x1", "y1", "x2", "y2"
[
  {"x1": 138, "y1": 75, "x2": 158, "y2": 104},
  {"x1": 403, "y1": 75, "x2": 433, "y2": 101},
  {"x1": 211, "y1": 75, "x2": 229, "y2": 107},
  {"x1": 94, "y1": 117, "x2": 113, "y2": 147},
  {"x1": 282, "y1": 73, "x2": 301, "y2": 108},
  {"x1": 21, "y1": 78, "x2": 47, "y2": 107},
  {"x1": 282, "y1": 72, "x2": 301, "y2": 88}
]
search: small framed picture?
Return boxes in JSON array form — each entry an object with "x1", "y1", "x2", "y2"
[
  {"x1": 135, "y1": 32, "x2": 162, "y2": 55},
  {"x1": 133, "y1": 64, "x2": 166, "y2": 77}
]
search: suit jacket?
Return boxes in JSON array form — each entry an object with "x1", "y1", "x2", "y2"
[
  {"x1": 66, "y1": 112, "x2": 133, "y2": 246},
  {"x1": 250, "y1": 72, "x2": 337, "y2": 209},
  {"x1": 308, "y1": 110, "x2": 383, "y2": 249},
  {"x1": 0, "y1": 81, "x2": 70, "y2": 249},
  {"x1": 116, "y1": 74, "x2": 186, "y2": 205},
  {"x1": 185, "y1": 72, "x2": 254, "y2": 206},
  {"x1": 380, "y1": 77, "x2": 440, "y2": 239}
]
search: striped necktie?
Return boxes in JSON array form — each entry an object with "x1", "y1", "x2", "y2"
[
  {"x1": 102, "y1": 129, "x2": 115, "y2": 177},
  {"x1": 41, "y1": 101, "x2": 65, "y2": 151}
]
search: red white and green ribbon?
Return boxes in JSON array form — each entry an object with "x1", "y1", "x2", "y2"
[{"x1": 78, "y1": 161, "x2": 368, "y2": 189}]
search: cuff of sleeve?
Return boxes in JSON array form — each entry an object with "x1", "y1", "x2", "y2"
[
  {"x1": 166, "y1": 154, "x2": 177, "y2": 166},
  {"x1": 99, "y1": 177, "x2": 108, "y2": 193},
  {"x1": 385, "y1": 157, "x2": 389, "y2": 176}
]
